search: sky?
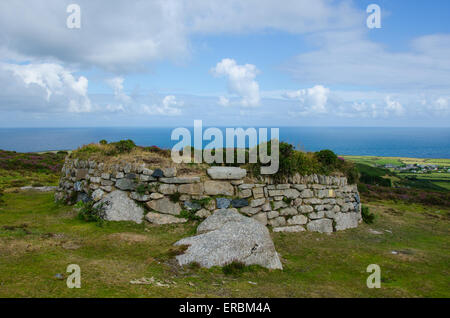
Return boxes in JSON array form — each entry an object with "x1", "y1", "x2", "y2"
[{"x1": 0, "y1": 0, "x2": 449, "y2": 128}]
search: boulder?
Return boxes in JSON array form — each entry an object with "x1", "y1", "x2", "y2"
[
  {"x1": 174, "y1": 209, "x2": 282, "y2": 269},
  {"x1": 94, "y1": 190, "x2": 144, "y2": 224},
  {"x1": 206, "y1": 167, "x2": 246, "y2": 180},
  {"x1": 145, "y1": 212, "x2": 187, "y2": 225},
  {"x1": 146, "y1": 197, "x2": 181, "y2": 215}
]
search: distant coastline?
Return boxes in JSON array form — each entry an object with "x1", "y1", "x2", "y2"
[{"x1": 0, "y1": 127, "x2": 449, "y2": 158}]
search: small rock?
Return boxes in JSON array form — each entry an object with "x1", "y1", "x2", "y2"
[
  {"x1": 216, "y1": 197, "x2": 231, "y2": 209},
  {"x1": 152, "y1": 169, "x2": 164, "y2": 178},
  {"x1": 231, "y1": 198, "x2": 249, "y2": 208}
]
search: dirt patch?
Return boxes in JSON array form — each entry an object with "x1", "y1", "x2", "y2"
[
  {"x1": 2, "y1": 223, "x2": 31, "y2": 234},
  {"x1": 109, "y1": 232, "x2": 150, "y2": 243}
]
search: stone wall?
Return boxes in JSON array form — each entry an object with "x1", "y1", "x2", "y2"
[{"x1": 55, "y1": 158, "x2": 362, "y2": 233}]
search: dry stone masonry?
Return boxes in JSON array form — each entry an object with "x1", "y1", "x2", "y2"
[{"x1": 56, "y1": 159, "x2": 362, "y2": 233}]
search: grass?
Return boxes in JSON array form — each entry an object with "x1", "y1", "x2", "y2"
[{"x1": 0, "y1": 190, "x2": 448, "y2": 297}]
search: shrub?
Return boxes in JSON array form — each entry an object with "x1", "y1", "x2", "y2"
[
  {"x1": 111, "y1": 139, "x2": 136, "y2": 154},
  {"x1": 357, "y1": 183, "x2": 369, "y2": 193},
  {"x1": 315, "y1": 149, "x2": 338, "y2": 166},
  {"x1": 361, "y1": 205, "x2": 375, "y2": 224},
  {"x1": 99, "y1": 139, "x2": 108, "y2": 145},
  {"x1": 77, "y1": 201, "x2": 106, "y2": 224}
]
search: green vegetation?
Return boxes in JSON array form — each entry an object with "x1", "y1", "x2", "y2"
[
  {"x1": 361, "y1": 205, "x2": 375, "y2": 224},
  {"x1": 0, "y1": 150, "x2": 66, "y2": 190},
  {"x1": 76, "y1": 201, "x2": 105, "y2": 225},
  {"x1": 244, "y1": 142, "x2": 358, "y2": 182},
  {"x1": 179, "y1": 209, "x2": 201, "y2": 221},
  {"x1": 0, "y1": 191, "x2": 448, "y2": 297},
  {"x1": 168, "y1": 192, "x2": 181, "y2": 203}
]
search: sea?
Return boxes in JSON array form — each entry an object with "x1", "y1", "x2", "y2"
[{"x1": 0, "y1": 127, "x2": 449, "y2": 158}]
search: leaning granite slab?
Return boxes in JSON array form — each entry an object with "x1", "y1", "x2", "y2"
[
  {"x1": 94, "y1": 190, "x2": 144, "y2": 224},
  {"x1": 207, "y1": 167, "x2": 247, "y2": 180},
  {"x1": 173, "y1": 209, "x2": 283, "y2": 270}
]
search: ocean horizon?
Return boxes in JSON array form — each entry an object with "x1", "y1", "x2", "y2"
[{"x1": 0, "y1": 127, "x2": 449, "y2": 158}]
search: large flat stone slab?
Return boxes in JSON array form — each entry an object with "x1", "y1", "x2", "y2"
[
  {"x1": 207, "y1": 167, "x2": 247, "y2": 180},
  {"x1": 174, "y1": 209, "x2": 282, "y2": 270}
]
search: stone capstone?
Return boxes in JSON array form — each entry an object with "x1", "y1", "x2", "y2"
[
  {"x1": 207, "y1": 166, "x2": 247, "y2": 180},
  {"x1": 174, "y1": 209, "x2": 282, "y2": 269}
]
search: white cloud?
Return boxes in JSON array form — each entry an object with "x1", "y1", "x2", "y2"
[
  {"x1": 0, "y1": 0, "x2": 360, "y2": 72},
  {"x1": 284, "y1": 85, "x2": 330, "y2": 115},
  {"x1": 212, "y1": 58, "x2": 260, "y2": 107},
  {"x1": 106, "y1": 77, "x2": 132, "y2": 104},
  {"x1": 0, "y1": 62, "x2": 91, "y2": 113},
  {"x1": 218, "y1": 96, "x2": 230, "y2": 107},
  {"x1": 140, "y1": 95, "x2": 183, "y2": 116},
  {"x1": 286, "y1": 30, "x2": 450, "y2": 90},
  {"x1": 384, "y1": 96, "x2": 404, "y2": 116}
]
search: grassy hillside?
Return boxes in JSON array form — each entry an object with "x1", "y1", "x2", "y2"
[{"x1": 0, "y1": 191, "x2": 449, "y2": 297}]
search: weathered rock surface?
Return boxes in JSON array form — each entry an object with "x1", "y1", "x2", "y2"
[
  {"x1": 207, "y1": 167, "x2": 247, "y2": 180},
  {"x1": 115, "y1": 178, "x2": 137, "y2": 191},
  {"x1": 145, "y1": 212, "x2": 186, "y2": 225},
  {"x1": 216, "y1": 197, "x2": 231, "y2": 209},
  {"x1": 146, "y1": 197, "x2": 181, "y2": 215},
  {"x1": 174, "y1": 209, "x2": 282, "y2": 269},
  {"x1": 306, "y1": 219, "x2": 333, "y2": 233},
  {"x1": 273, "y1": 226, "x2": 305, "y2": 233},
  {"x1": 204, "y1": 181, "x2": 234, "y2": 196},
  {"x1": 94, "y1": 190, "x2": 144, "y2": 224},
  {"x1": 334, "y1": 212, "x2": 360, "y2": 231}
]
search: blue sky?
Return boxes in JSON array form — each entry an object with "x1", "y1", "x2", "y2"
[{"x1": 0, "y1": 0, "x2": 449, "y2": 127}]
